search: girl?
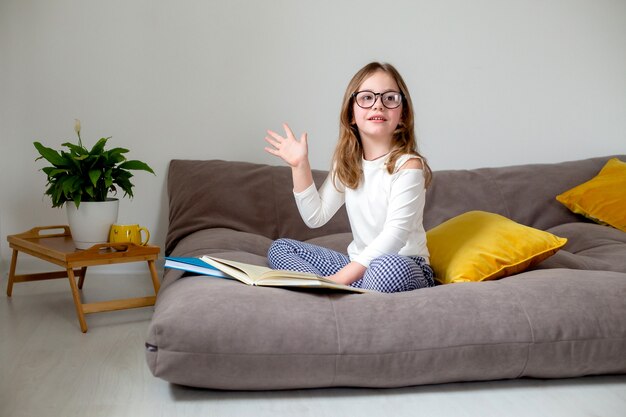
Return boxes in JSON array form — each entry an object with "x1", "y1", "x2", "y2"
[{"x1": 264, "y1": 62, "x2": 434, "y2": 293}]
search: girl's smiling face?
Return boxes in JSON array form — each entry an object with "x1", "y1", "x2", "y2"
[{"x1": 352, "y1": 70, "x2": 403, "y2": 145}]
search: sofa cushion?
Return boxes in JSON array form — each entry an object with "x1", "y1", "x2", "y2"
[
  {"x1": 146, "y1": 268, "x2": 626, "y2": 389},
  {"x1": 556, "y1": 158, "x2": 626, "y2": 232},
  {"x1": 304, "y1": 232, "x2": 353, "y2": 255},
  {"x1": 423, "y1": 155, "x2": 626, "y2": 231},
  {"x1": 426, "y1": 211, "x2": 567, "y2": 284},
  {"x1": 165, "y1": 160, "x2": 350, "y2": 255},
  {"x1": 533, "y1": 222, "x2": 626, "y2": 273}
]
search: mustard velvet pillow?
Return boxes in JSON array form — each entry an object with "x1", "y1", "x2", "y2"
[
  {"x1": 426, "y1": 211, "x2": 568, "y2": 284},
  {"x1": 556, "y1": 158, "x2": 626, "y2": 233}
]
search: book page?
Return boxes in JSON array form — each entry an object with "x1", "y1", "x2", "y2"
[
  {"x1": 205, "y1": 256, "x2": 329, "y2": 281},
  {"x1": 259, "y1": 269, "x2": 336, "y2": 283},
  {"x1": 200, "y1": 256, "x2": 256, "y2": 285},
  {"x1": 255, "y1": 277, "x2": 368, "y2": 293}
]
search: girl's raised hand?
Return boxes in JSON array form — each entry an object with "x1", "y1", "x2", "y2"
[{"x1": 264, "y1": 123, "x2": 308, "y2": 168}]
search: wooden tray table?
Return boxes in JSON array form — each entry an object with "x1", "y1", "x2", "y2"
[{"x1": 6, "y1": 225, "x2": 161, "y2": 333}]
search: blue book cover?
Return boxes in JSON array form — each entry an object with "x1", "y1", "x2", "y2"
[{"x1": 164, "y1": 256, "x2": 231, "y2": 279}]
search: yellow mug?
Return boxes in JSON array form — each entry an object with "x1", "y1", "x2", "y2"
[{"x1": 109, "y1": 224, "x2": 150, "y2": 246}]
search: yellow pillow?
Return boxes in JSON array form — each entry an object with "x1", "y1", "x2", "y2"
[
  {"x1": 556, "y1": 158, "x2": 626, "y2": 233},
  {"x1": 426, "y1": 211, "x2": 567, "y2": 284}
]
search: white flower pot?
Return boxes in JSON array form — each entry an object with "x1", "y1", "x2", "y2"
[{"x1": 66, "y1": 198, "x2": 119, "y2": 249}]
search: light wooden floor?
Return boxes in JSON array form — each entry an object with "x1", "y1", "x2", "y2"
[{"x1": 1, "y1": 271, "x2": 625, "y2": 417}]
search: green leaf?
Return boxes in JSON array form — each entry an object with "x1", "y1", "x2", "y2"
[
  {"x1": 89, "y1": 137, "x2": 111, "y2": 155},
  {"x1": 48, "y1": 184, "x2": 64, "y2": 207},
  {"x1": 62, "y1": 142, "x2": 88, "y2": 156},
  {"x1": 61, "y1": 176, "x2": 80, "y2": 196},
  {"x1": 34, "y1": 142, "x2": 69, "y2": 167},
  {"x1": 42, "y1": 167, "x2": 67, "y2": 177},
  {"x1": 118, "y1": 160, "x2": 155, "y2": 174},
  {"x1": 104, "y1": 148, "x2": 128, "y2": 164},
  {"x1": 85, "y1": 184, "x2": 95, "y2": 198},
  {"x1": 88, "y1": 169, "x2": 101, "y2": 187},
  {"x1": 107, "y1": 146, "x2": 129, "y2": 155},
  {"x1": 113, "y1": 168, "x2": 132, "y2": 180},
  {"x1": 62, "y1": 150, "x2": 83, "y2": 171},
  {"x1": 115, "y1": 176, "x2": 134, "y2": 198},
  {"x1": 104, "y1": 168, "x2": 113, "y2": 188}
]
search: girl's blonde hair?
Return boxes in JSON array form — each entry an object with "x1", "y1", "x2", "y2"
[{"x1": 331, "y1": 62, "x2": 432, "y2": 189}]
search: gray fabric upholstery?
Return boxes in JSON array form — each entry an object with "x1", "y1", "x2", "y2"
[
  {"x1": 147, "y1": 155, "x2": 626, "y2": 390},
  {"x1": 165, "y1": 160, "x2": 349, "y2": 255}
]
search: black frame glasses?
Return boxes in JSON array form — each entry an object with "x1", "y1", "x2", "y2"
[{"x1": 352, "y1": 90, "x2": 404, "y2": 109}]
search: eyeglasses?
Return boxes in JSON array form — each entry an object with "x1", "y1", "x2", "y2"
[{"x1": 352, "y1": 90, "x2": 403, "y2": 109}]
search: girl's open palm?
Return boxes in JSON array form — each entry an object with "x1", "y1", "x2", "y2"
[{"x1": 264, "y1": 123, "x2": 308, "y2": 168}]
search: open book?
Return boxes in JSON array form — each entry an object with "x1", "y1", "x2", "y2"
[{"x1": 200, "y1": 255, "x2": 369, "y2": 293}]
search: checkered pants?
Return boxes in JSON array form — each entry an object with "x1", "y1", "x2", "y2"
[{"x1": 267, "y1": 238, "x2": 435, "y2": 293}]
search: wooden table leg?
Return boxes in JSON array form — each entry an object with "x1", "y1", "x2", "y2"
[
  {"x1": 6, "y1": 249, "x2": 18, "y2": 297},
  {"x1": 147, "y1": 259, "x2": 161, "y2": 294},
  {"x1": 77, "y1": 266, "x2": 88, "y2": 289},
  {"x1": 66, "y1": 267, "x2": 88, "y2": 333}
]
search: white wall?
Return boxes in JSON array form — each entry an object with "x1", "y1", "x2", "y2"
[{"x1": 1, "y1": 0, "x2": 625, "y2": 273}]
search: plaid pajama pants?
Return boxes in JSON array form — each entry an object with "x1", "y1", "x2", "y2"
[{"x1": 267, "y1": 238, "x2": 435, "y2": 293}]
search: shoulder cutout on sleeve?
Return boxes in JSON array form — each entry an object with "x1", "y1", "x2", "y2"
[{"x1": 398, "y1": 157, "x2": 423, "y2": 171}]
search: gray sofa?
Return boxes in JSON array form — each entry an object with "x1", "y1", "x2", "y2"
[{"x1": 146, "y1": 155, "x2": 626, "y2": 390}]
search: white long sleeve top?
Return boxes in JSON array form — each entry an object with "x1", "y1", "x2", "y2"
[{"x1": 293, "y1": 154, "x2": 429, "y2": 267}]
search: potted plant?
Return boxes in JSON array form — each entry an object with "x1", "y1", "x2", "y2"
[{"x1": 34, "y1": 120, "x2": 155, "y2": 249}]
